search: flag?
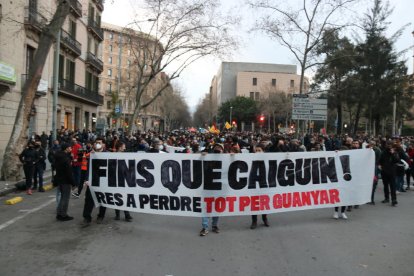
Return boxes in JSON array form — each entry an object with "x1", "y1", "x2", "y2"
[
  {"x1": 225, "y1": 122, "x2": 231, "y2": 129},
  {"x1": 209, "y1": 125, "x2": 220, "y2": 134}
]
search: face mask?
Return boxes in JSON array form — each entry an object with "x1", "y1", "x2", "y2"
[
  {"x1": 220, "y1": 138, "x2": 225, "y2": 142},
  {"x1": 157, "y1": 145, "x2": 164, "y2": 150}
]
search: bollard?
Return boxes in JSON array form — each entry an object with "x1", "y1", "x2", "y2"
[
  {"x1": 43, "y1": 184, "x2": 54, "y2": 191},
  {"x1": 5, "y1": 197, "x2": 23, "y2": 205}
]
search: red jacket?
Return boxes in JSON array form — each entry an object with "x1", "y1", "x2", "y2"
[
  {"x1": 71, "y1": 143, "x2": 82, "y2": 167},
  {"x1": 407, "y1": 148, "x2": 414, "y2": 166}
]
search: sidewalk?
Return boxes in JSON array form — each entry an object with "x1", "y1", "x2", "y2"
[{"x1": 0, "y1": 170, "x2": 53, "y2": 197}]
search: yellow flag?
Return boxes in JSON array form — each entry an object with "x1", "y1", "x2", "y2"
[{"x1": 225, "y1": 122, "x2": 231, "y2": 129}]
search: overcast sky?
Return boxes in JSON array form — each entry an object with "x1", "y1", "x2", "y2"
[{"x1": 102, "y1": 0, "x2": 414, "y2": 112}]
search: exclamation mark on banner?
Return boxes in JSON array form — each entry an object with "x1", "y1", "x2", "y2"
[{"x1": 340, "y1": 155, "x2": 352, "y2": 181}]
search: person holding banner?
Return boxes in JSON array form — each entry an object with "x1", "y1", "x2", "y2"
[
  {"x1": 250, "y1": 144, "x2": 270, "y2": 229},
  {"x1": 114, "y1": 141, "x2": 133, "y2": 222},
  {"x1": 147, "y1": 138, "x2": 164, "y2": 153},
  {"x1": 82, "y1": 139, "x2": 107, "y2": 226},
  {"x1": 200, "y1": 143, "x2": 224, "y2": 236}
]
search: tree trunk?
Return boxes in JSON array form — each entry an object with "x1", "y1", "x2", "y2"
[
  {"x1": 1, "y1": 1, "x2": 70, "y2": 180},
  {"x1": 299, "y1": 61, "x2": 306, "y2": 94},
  {"x1": 353, "y1": 101, "x2": 362, "y2": 136},
  {"x1": 336, "y1": 102, "x2": 342, "y2": 135}
]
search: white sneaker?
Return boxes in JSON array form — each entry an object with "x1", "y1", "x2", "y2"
[
  {"x1": 333, "y1": 212, "x2": 339, "y2": 219},
  {"x1": 341, "y1": 213, "x2": 348, "y2": 220}
]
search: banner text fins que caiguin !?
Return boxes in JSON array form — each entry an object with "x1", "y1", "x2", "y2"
[{"x1": 89, "y1": 149, "x2": 374, "y2": 217}]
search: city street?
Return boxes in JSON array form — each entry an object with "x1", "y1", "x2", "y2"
[{"x1": 1, "y1": 184, "x2": 414, "y2": 276}]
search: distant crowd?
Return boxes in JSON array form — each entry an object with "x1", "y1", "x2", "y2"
[{"x1": 18, "y1": 127, "x2": 414, "y2": 235}]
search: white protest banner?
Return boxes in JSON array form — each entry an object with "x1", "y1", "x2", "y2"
[{"x1": 89, "y1": 149, "x2": 374, "y2": 217}]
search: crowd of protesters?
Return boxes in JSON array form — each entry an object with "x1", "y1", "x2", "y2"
[{"x1": 18, "y1": 127, "x2": 414, "y2": 234}]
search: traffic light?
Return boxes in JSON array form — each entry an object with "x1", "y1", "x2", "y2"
[
  {"x1": 232, "y1": 120, "x2": 236, "y2": 125},
  {"x1": 259, "y1": 115, "x2": 265, "y2": 122},
  {"x1": 112, "y1": 119, "x2": 116, "y2": 124}
]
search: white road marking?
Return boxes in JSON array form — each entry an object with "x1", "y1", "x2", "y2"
[{"x1": 0, "y1": 198, "x2": 55, "y2": 231}]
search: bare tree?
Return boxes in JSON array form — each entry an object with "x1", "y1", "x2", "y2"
[
  {"x1": 193, "y1": 93, "x2": 213, "y2": 127},
  {"x1": 1, "y1": 1, "x2": 71, "y2": 180},
  {"x1": 248, "y1": 0, "x2": 358, "y2": 94},
  {"x1": 158, "y1": 85, "x2": 192, "y2": 131},
  {"x1": 123, "y1": 0, "x2": 238, "y2": 132},
  {"x1": 258, "y1": 86, "x2": 292, "y2": 131}
]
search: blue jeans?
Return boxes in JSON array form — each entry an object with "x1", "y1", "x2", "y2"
[
  {"x1": 395, "y1": 175, "x2": 404, "y2": 191},
  {"x1": 202, "y1": 217, "x2": 219, "y2": 229},
  {"x1": 33, "y1": 165, "x2": 44, "y2": 188},
  {"x1": 56, "y1": 186, "x2": 61, "y2": 210}
]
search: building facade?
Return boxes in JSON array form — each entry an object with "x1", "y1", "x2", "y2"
[
  {"x1": 0, "y1": 0, "x2": 104, "y2": 165},
  {"x1": 211, "y1": 62, "x2": 309, "y2": 107},
  {"x1": 100, "y1": 22, "x2": 166, "y2": 132}
]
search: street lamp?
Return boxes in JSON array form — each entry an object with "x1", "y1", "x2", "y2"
[{"x1": 230, "y1": 106, "x2": 233, "y2": 126}]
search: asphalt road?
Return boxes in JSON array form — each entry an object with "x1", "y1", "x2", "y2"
[{"x1": 0, "y1": 184, "x2": 414, "y2": 276}]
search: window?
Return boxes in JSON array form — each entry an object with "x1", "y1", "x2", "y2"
[
  {"x1": 108, "y1": 83, "x2": 112, "y2": 93},
  {"x1": 109, "y1": 33, "x2": 113, "y2": 40},
  {"x1": 87, "y1": 36, "x2": 92, "y2": 53},
  {"x1": 107, "y1": 101, "x2": 111, "y2": 109},
  {"x1": 86, "y1": 73, "x2": 99, "y2": 92},
  {"x1": 108, "y1": 69, "x2": 112, "y2": 76},
  {"x1": 69, "y1": 19, "x2": 77, "y2": 38},
  {"x1": 253, "y1": 78, "x2": 257, "y2": 86},
  {"x1": 255, "y1": 92, "x2": 260, "y2": 100},
  {"x1": 290, "y1": 80, "x2": 294, "y2": 88},
  {"x1": 58, "y1": 54, "x2": 64, "y2": 80},
  {"x1": 65, "y1": 59, "x2": 75, "y2": 83},
  {"x1": 127, "y1": 72, "x2": 131, "y2": 79},
  {"x1": 250, "y1": 92, "x2": 254, "y2": 99},
  {"x1": 26, "y1": 45, "x2": 36, "y2": 75},
  {"x1": 88, "y1": 5, "x2": 95, "y2": 22},
  {"x1": 109, "y1": 45, "x2": 113, "y2": 52},
  {"x1": 127, "y1": 60, "x2": 131, "y2": 66},
  {"x1": 108, "y1": 56, "x2": 112, "y2": 64},
  {"x1": 272, "y1": 79, "x2": 276, "y2": 86},
  {"x1": 127, "y1": 49, "x2": 131, "y2": 56}
]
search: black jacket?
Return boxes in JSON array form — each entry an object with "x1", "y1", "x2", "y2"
[
  {"x1": 19, "y1": 147, "x2": 39, "y2": 167},
  {"x1": 54, "y1": 150, "x2": 75, "y2": 186},
  {"x1": 35, "y1": 147, "x2": 46, "y2": 169},
  {"x1": 379, "y1": 149, "x2": 400, "y2": 176}
]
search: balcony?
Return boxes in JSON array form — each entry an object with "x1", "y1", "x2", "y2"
[
  {"x1": 58, "y1": 79, "x2": 103, "y2": 106},
  {"x1": 86, "y1": 52, "x2": 103, "y2": 73},
  {"x1": 87, "y1": 18, "x2": 104, "y2": 41},
  {"x1": 24, "y1": 7, "x2": 47, "y2": 34},
  {"x1": 60, "y1": 29, "x2": 81, "y2": 57},
  {"x1": 93, "y1": 0, "x2": 104, "y2": 11},
  {"x1": 69, "y1": 0, "x2": 82, "y2": 18}
]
